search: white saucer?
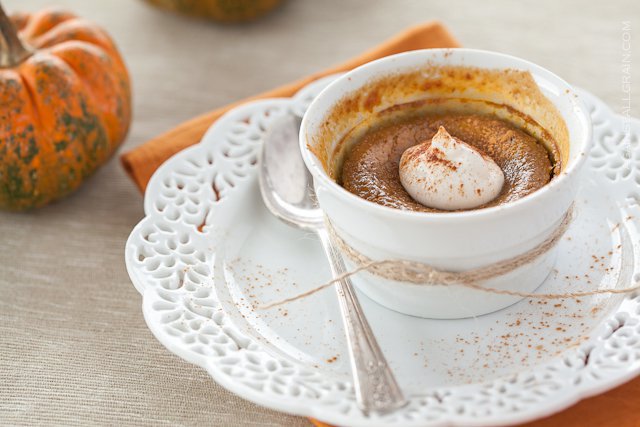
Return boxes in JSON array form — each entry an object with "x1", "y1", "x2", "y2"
[{"x1": 125, "y1": 75, "x2": 640, "y2": 427}]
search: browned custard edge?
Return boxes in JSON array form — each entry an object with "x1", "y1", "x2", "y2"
[{"x1": 307, "y1": 65, "x2": 570, "y2": 197}]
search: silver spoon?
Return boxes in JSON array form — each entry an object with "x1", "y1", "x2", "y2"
[{"x1": 258, "y1": 114, "x2": 406, "y2": 414}]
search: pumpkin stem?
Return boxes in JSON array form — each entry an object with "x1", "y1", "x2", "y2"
[{"x1": 0, "y1": 3, "x2": 32, "y2": 68}]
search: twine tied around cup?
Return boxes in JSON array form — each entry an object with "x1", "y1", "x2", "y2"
[{"x1": 260, "y1": 205, "x2": 640, "y2": 310}]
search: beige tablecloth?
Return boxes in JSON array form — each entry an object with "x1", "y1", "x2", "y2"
[{"x1": 1, "y1": 0, "x2": 638, "y2": 425}]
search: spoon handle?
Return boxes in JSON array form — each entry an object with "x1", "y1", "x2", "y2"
[{"x1": 316, "y1": 227, "x2": 407, "y2": 414}]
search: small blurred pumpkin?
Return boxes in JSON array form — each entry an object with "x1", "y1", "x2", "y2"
[
  {"x1": 144, "y1": 0, "x2": 283, "y2": 23},
  {"x1": 0, "y1": 5, "x2": 131, "y2": 211}
]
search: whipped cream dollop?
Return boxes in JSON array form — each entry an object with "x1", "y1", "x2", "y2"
[{"x1": 399, "y1": 126, "x2": 505, "y2": 211}]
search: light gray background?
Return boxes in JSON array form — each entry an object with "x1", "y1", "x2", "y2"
[{"x1": 1, "y1": 0, "x2": 638, "y2": 425}]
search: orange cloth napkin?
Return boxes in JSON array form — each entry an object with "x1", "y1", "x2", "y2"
[
  {"x1": 120, "y1": 22, "x2": 459, "y2": 191},
  {"x1": 120, "y1": 21, "x2": 640, "y2": 427}
]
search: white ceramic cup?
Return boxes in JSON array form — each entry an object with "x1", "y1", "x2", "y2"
[{"x1": 300, "y1": 49, "x2": 592, "y2": 319}]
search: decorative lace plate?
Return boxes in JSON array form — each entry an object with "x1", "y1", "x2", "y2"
[{"x1": 125, "y1": 76, "x2": 640, "y2": 427}]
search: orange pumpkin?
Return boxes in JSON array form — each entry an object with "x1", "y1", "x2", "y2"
[
  {"x1": 144, "y1": 0, "x2": 283, "y2": 23},
  {"x1": 0, "y1": 5, "x2": 131, "y2": 211}
]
